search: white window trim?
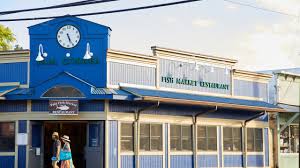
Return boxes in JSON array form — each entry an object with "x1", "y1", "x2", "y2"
[
  {"x1": 197, "y1": 125, "x2": 218, "y2": 152},
  {"x1": 170, "y1": 124, "x2": 193, "y2": 152},
  {"x1": 139, "y1": 122, "x2": 164, "y2": 152}
]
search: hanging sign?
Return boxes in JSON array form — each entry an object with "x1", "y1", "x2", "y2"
[{"x1": 49, "y1": 100, "x2": 79, "y2": 115}]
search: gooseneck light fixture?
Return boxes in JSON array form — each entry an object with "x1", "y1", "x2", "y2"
[
  {"x1": 35, "y1": 44, "x2": 47, "y2": 62},
  {"x1": 83, "y1": 43, "x2": 93, "y2": 60}
]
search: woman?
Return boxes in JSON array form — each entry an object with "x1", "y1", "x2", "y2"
[{"x1": 60, "y1": 135, "x2": 75, "y2": 168}]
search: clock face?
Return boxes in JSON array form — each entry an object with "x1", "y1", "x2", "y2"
[{"x1": 57, "y1": 25, "x2": 80, "y2": 48}]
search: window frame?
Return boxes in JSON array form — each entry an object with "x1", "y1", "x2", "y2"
[
  {"x1": 120, "y1": 122, "x2": 134, "y2": 152},
  {"x1": 197, "y1": 125, "x2": 218, "y2": 152},
  {"x1": 0, "y1": 122, "x2": 16, "y2": 152},
  {"x1": 139, "y1": 122, "x2": 163, "y2": 152},
  {"x1": 280, "y1": 124, "x2": 299, "y2": 153},
  {"x1": 170, "y1": 124, "x2": 193, "y2": 152},
  {"x1": 223, "y1": 127, "x2": 242, "y2": 152},
  {"x1": 247, "y1": 128, "x2": 263, "y2": 152},
  {"x1": 42, "y1": 85, "x2": 85, "y2": 98}
]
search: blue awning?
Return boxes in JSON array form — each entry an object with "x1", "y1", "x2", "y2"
[
  {"x1": 91, "y1": 87, "x2": 134, "y2": 100},
  {"x1": 0, "y1": 86, "x2": 19, "y2": 98},
  {"x1": 122, "y1": 87, "x2": 284, "y2": 112}
]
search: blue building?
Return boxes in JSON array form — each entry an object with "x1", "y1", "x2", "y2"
[{"x1": 0, "y1": 16, "x2": 284, "y2": 168}]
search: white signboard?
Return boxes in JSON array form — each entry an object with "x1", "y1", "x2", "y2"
[{"x1": 17, "y1": 133, "x2": 28, "y2": 145}]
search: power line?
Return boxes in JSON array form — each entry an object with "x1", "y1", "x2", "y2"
[
  {"x1": 0, "y1": 0, "x2": 201, "y2": 22},
  {"x1": 0, "y1": 0, "x2": 118, "y2": 16},
  {"x1": 224, "y1": 0, "x2": 298, "y2": 17}
]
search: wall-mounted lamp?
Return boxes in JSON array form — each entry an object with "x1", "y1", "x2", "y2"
[
  {"x1": 83, "y1": 43, "x2": 93, "y2": 60},
  {"x1": 35, "y1": 44, "x2": 47, "y2": 62}
]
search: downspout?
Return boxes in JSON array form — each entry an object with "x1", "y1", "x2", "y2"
[
  {"x1": 134, "y1": 101, "x2": 160, "y2": 168},
  {"x1": 242, "y1": 111, "x2": 266, "y2": 168},
  {"x1": 192, "y1": 106, "x2": 218, "y2": 168}
]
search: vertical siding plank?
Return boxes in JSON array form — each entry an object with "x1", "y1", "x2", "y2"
[
  {"x1": 109, "y1": 62, "x2": 156, "y2": 86},
  {"x1": 0, "y1": 62, "x2": 28, "y2": 84},
  {"x1": 110, "y1": 121, "x2": 118, "y2": 168}
]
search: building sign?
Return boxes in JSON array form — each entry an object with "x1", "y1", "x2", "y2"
[
  {"x1": 161, "y1": 76, "x2": 229, "y2": 90},
  {"x1": 37, "y1": 57, "x2": 99, "y2": 65},
  {"x1": 49, "y1": 100, "x2": 79, "y2": 115}
]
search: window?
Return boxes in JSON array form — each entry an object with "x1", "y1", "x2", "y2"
[
  {"x1": 247, "y1": 128, "x2": 263, "y2": 152},
  {"x1": 280, "y1": 125, "x2": 299, "y2": 153},
  {"x1": 0, "y1": 122, "x2": 15, "y2": 152},
  {"x1": 197, "y1": 126, "x2": 217, "y2": 151},
  {"x1": 43, "y1": 85, "x2": 84, "y2": 98},
  {"x1": 140, "y1": 123, "x2": 162, "y2": 151},
  {"x1": 223, "y1": 127, "x2": 242, "y2": 152},
  {"x1": 121, "y1": 123, "x2": 134, "y2": 151},
  {"x1": 170, "y1": 125, "x2": 192, "y2": 151}
]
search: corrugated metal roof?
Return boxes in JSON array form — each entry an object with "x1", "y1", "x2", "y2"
[
  {"x1": 91, "y1": 87, "x2": 133, "y2": 96},
  {"x1": 122, "y1": 87, "x2": 283, "y2": 112}
]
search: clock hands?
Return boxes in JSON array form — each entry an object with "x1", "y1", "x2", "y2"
[{"x1": 66, "y1": 33, "x2": 75, "y2": 46}]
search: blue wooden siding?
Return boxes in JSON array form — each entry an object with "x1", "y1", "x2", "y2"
[
  {"x1": 140, "y1": 155, "x2": 163, "y2": 168},
  {"x1": 160, "y1": 58, "x2": 231, "y2": 95},
  {"x1": 18, "y1": 145, "x2": 26, "y2": 168},
  {"x1": 79, "y1": 100, "x2": 105, "y2": 111},
  {"x1": 234, "y1": 79, "x2": 268, "y2": 101},
  {"x1": 0, "y1": 62, "x2": 28, "y2": 84},
  {"x1": 0, "y1": 156, "x2": 14, "y2": 168},
  {"x1": 109, "y1": 62, "x2": 156, "y2": 86},
  {"x1": 18, "y1": 120, "x2": 27, "y2": 133},
  {"x1": 18, "y1": 120, "x2": 27, "y2": 168},
  {"x1": 0, "y1": 100, "x2": 27, "y2": 112},
  {"x1": 264, "y1": 128, "x2": 269, "y2": 166},
  {"x1": 165, "y1": 123, "x2": 169, "y2": 168},
  {"x1": 109, "y1": 121, "x2": 118, "y2": 168},
  {"x1": 218, "y1": 127, "x2": 222, "y2": 167},
  {"x1": 247, "y1": 155, "x2": 264, "y2": 167},
  {"x1": 31, "y1": 100, "x2": 48, "y2": 111},
  {"x1": 170, "y1": 155, "x2": 193, "y2": 168},
  {"x1": 224, "y1": 155, "x2": 243, "y2": 167},
  {"x1": 121, "y1": 155, "x2": 135, "y2": 168},
  {"x1": 32, "y1": 100, "x2": 104, "y2": 112},
  {"x1": 197, "y1": 155, "x2": 218, "y2": 168}
]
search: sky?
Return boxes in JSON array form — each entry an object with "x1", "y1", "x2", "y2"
[{"x1": 0, "y1": 0, "x2": 300, "y2": 71}]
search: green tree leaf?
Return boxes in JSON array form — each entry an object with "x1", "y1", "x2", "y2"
[{"x1": 0, "y1": 25, "x2": 16, "y2": 51}]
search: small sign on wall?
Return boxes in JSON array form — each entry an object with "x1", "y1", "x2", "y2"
[
  {"x1": 17, "y1": 133, "x2": 28, "y2": 145},
  {"x1": 49, "y1": 100, "x2": 79, "y2": 115}
]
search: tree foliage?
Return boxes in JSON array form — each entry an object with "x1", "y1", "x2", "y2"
[{"x1": 0, "y1": 24, "x2": 15, "y2": 51}]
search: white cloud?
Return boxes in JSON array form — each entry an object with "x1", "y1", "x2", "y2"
[
  {"x1": 234, "y1": 19, "x2": 300, "y2": 70},
  {"x1": 256, "y1": 0, "x2": 300, "y2": 16},
  {"x1": 165, "y1": 17, "x2": 177, "y2": 23},
  {"x1": 192, "y1": 19, "x2": 216, "y2": 28},
  {"x1": 226, "y1": 4, "x2": 238, "y2": 10}
]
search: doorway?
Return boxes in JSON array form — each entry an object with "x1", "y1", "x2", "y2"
[{"x1": 44, "y1": 122, "x2": 87, "y2": 168}]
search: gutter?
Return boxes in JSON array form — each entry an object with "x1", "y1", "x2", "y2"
[
  {"x1": 242, "y1": 111, "x2": 266, "y2": 168},
  {"x1": 192, "y1": 106, "x2": 218, "y2": 168},
  {"x1": 134, "y1": 101, "x2": 160, "y2": 168}
]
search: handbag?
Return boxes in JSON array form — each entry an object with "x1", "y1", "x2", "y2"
[{"x1": 60, "y1": 150, "x2": 72, "y2": 161}]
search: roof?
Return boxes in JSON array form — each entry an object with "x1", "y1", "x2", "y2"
[
  {"x1": 151, "y1": 46, "x2": 238, "y2": 64},
  {"x1": 121, "y1": 87, "x2": 284, "y2": 112},
  {"x1": 233, "y1": 69, "x2": 273, "y2": 79}
]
